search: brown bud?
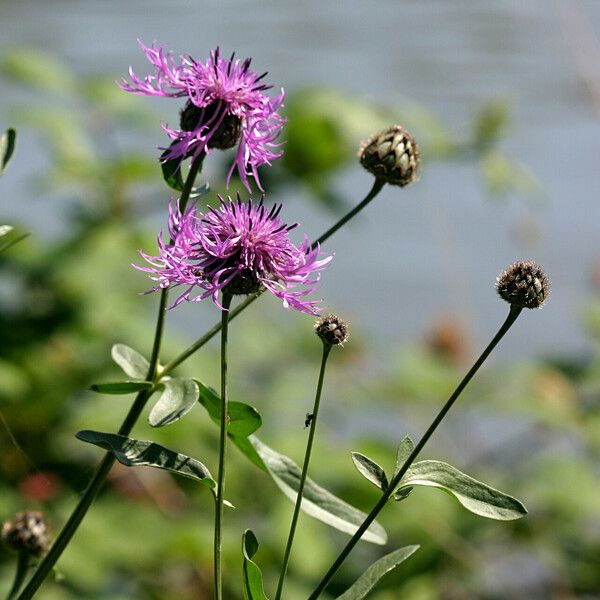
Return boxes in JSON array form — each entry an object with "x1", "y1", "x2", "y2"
[
  {"x1": 359, "y1": 125, "x2": 420, "y2": 187},
  {"x1": 2, "y1": 511, "x2": 50, "y2": 557},
  {"x1": 315, "y1": 314, "x2": 348, "y2": 346},
  {"x1": 496, "y1": 261, "x2": 550, "y2": 309}
]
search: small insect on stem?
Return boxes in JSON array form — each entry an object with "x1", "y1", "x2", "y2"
[{"x1": 304, "y1": 413, "x2": 314, "y2": 429}]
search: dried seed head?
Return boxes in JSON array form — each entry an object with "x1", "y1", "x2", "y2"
[
  {"x1": 359, "y1": 125, "x2": 420, "y2": 187},
  {"x1": 496, "y1": 261, "x2": 550, "y2": 309},
  {"x1": 314, "y1": 314, "x2": 348, "y2": 346},
  {"x1": 1, "y1": 511, "x2": 50, "y2": 557}
]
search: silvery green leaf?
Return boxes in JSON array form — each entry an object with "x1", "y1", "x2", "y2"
[
  {"x1": 336, "y1": 545, "x2": 419, "y2": 599},
  {"x1": 111, "y1": 343, "x2": 150, "y2": 379},
  {"x1": 392, "y1": 435, "x2": 414, "y2": 480},
  {"x1": 351, "y1": 452, "x2": 388, "y2": 490},
  {"x1": 149, "y1": 377, "x2": 198, "y2": 427},
  {"x1": 399, "y1": 460, "x2": 527, "y2": 520}
]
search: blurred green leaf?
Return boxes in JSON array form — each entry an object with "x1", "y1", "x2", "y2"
[
  {"x1": 76, "y1": 430, "x2": 216, "y2": 493},
  {"x1": 472, "y1": 99, "x2": 510, "y2": 152},
  {"x1": 249, "y1": 436, "x2": 388, "y2": 545},
  {"x1": 196, "y1": 380, "x2": 262, "y2": 437},
  {"x1": 392, "y1": 435, "x2": 414, "y2": 480},
  {"x1": 1, "y1": 49, "x2": 77, "y2": 95},
  {"x1": 399, "y1": 460, "x2": 527, "y2": 520},
  {"x1": 89, "y1": 381, "x2": 153, "y2": 394},
  {"x1": 0, "y1": 225, "x2": 13, "y2": 237},
  {"x1": 111, "y1": 343, "x2": 150, "y2": 380},
  {"x1": 351, "y1": 452, "x2": 388, "y2": 491},
  {"x1": 0, "y1": 128, "x2": 17, "y2": 175},
  {"x1": 242, "y1": 530, "x2": 269, "y2": 600},
  {"x1": 336, "y1": 545, "x2": 420, "y2": 599},
  {"x1": 148, "y1": 377, "x2": 198, "y2": 427}
]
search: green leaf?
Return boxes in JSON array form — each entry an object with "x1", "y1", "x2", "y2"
[
  {"x1": 1, "y1": 128, "x2": 17, "y2": 176},
  {"x1": 392, "y1": 435, "x2": 414, "y2": 480},
  {"x1": 196, "y1": 381, "x2": 262, "y2": 437},
  {"x1": 0, "y1": 225, "x2": 13, "y2": 237},
  {"x1": 76, "y1": 430, "x2": 216, "y2": 493},
  {"x1": 111, "y1": 344, "x2": 150, "y2": 380},
  {"x1": 351, "y1": 452, "x2": 388, "y2": 491},
  {"x1": 242, "y1": 530, "x2": 269, "y2": 600},
  {"x1": 336, "y1": 545, "x2": 419, "y2": 600},
  {"x1": 149, "y1": 377, "x2": 198, "y2": 427},
  {"x1": 399, "y1": 460, "x2": 527, "y2": 521},
  {"x1": 90, "y1": 381, "x2": 153, "y2": 394},
  {"x1": 160, "y1": 149, "x2": 185, "y2": 191},
  {"x1": 0, "y1": 231, "x2": 28, "y2": 254},
  {"x1": 249, "y1": 436, "x2": 387, "y2": 545}
]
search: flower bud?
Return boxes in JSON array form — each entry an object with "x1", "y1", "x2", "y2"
[
  {"x1": 315, "y1": 314, "x2": 348, "y2": 346},
  {"x1": 180, "y1": 100, "x2": 242, "y2": 150},
  {"x1": 359, "y1": 125, "x2": 420, "y2": 187},
  {"x1": 1, "y1": 511, "x2": 50, "y2": 557},
  {"x1": 496, "y1": 261, "x2": 550, "y2": 309}
]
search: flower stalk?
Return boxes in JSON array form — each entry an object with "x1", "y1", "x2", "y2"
[
  {"x1": 307, "y1": 305, "x2": 522, "y2": 599},
  {"x1": 5, "y1": 553, "x2": 30, "y2": 600}
]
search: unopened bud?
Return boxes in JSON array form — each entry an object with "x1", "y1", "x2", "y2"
[
  {"x1": 315, "y1": 314, "x2": 348, "y2": 346},
  {"x1": 496, "y1": 261, "x2": 550, "y2": 309},
  {"x1": 359, "y1": 125, "x2": 420, "y2": 187},
  {"x1": 2, "y1": 511, "x2": 50, "y2": 557}
]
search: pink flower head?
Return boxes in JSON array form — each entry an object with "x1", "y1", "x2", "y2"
[
  {"x1": 120, "y1": 41, "x2": 286, "y2": 191},
  {"x1": 137, "y1": 196, "x2": 332, "y2": 315}
]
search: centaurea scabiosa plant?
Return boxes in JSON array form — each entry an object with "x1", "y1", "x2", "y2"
[{"x1": 120, "y1": 41, "x2": 285, "y2": 191}]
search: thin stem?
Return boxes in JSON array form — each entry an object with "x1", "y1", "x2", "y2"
[
  {"x1": 6, "y1": 553, "x2": 30, "y2": 600},
  {"x1": 275, "y1": 344, "x2": 332, "y2": 600},
  {"x1": 308, "y1": 306, "x2": 522, "y2": 599},
  {"x1": 160, "y1": 179, "x2": 386, "y2": 376},
  {"x1": 16, "y1": 156, "x2": 205, "y2": 600},
  {"x1": 214, "y1": 293, "x2": 232, "y2": 600}
]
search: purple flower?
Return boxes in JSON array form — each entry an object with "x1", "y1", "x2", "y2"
[
  {"x1": 120, "y1": 41, "x2": 285, "y2": 191},
  {"x1": 137, "y1": 196, "x2": 332, "y2": 314}
]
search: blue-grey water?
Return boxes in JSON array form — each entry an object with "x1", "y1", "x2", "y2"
[{"x1": 2, "y1": 0, "x2": 600, "y2": 363}]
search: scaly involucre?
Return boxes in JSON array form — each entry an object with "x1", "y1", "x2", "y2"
[
  {"x1": 137, "y1": 196, "x2": 332, "y2": 314},
  {"x1": 120, "y1": 41, "x2": 285, "y2": 191}
]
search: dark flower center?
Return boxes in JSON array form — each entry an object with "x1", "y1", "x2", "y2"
[
  {"x1": 179, "y1": 100, "x2": 243, "y2": 150},
  {"x1": 223, "y1": 268, "x2": 262, "y2": 296}
]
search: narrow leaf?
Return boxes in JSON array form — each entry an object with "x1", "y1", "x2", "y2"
[
  {"x1": 76, "y1": 430, "x2": 216, "y2": 493},
  {"x1": 0, "y1": 128, "x2": 17, "y2": 175},
  {"x1": 249, "y1": 436, "x2": 387, "y2": 545},
  {"x1": 161, "y1": 150, "x2": 185, "y2": 191},
  {"x1": 399, "y1": 460, "x2": 527, "y2": 521},
  {"x1": 336, "y1": 545, "x2": 419, "y2": 600},
  {"x1": 111, "y1": 344, "x2": 150, "y2": 379},
  {"x1": 242, "y1": 530, "x2": 269, "y2": 600},
  {"x1": 196, "y1": 380, "x2": 262, "y2": 437},
  {"x1": 392, "y1": 435, "x2": 414, "y2": 480},
  {"x1": 149, "y1": 377, "x2": 198, "y2": 427},
  {"x1": 90, "y1": 381, "x2": 153, "y2": 394},
  {"x1": 351, "y1": 452, "x2": 388, "y2": 490}
]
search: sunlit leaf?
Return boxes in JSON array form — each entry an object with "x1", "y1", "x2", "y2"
[
  {"x1": 149, "y1": 377, "x2": 198, "y2": 427},
  {"x1": 242, "y1": 530, "x2": 269, "y2": 600},
  {"x1": 90, "y1": 381, "x2": 153, "y2": 394},
  {"x1": 76, "y1": 430, "x2": 216, "y2": 494},
  {"x1": 351, "y1": 452, "x2": 388, "y2": 491},
  {"x1": 111, "y1": 344, "x2": 150, "y2": 380},
  {"x1": 0, "y1": 128, "x2": 17, "y2": 175},
  {"x1": 336, "y1": 545, "x2": 419, "y2": 599},
  {"x1": 399, "y1": 460, "x2": 527, "y2": 520},
  {"x1": 392, "y1": 435, "x2": 414, "y2": 480}
]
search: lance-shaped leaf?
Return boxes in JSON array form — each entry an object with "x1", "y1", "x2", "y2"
[
  {"x1": 90, "y1": 381, "x2": 153, "y2": 394},
  {"x1": 160, "y1": 146, "x2": 210, "y2": 198},
  {"x1": 250, "y1": 437, "x2": 387, "y2": 545},
  {"x1": 336, "y1": 545, "x2": 420, "y2": 600},
  {"x1": 242, "y1": 530, "x2": 269, "y2": 600},
  {"x1": 111, "y1": 343, "x2": 150, "y2": 380},
  {"x1": 398, "y1": 460, "x2": 527, "y2": 521},
  {"x1": 392, "y1": 435, "x2": 414, "y2": 480},
  {"x1": 76, "y1": 430, "x2": 216, "y2": 494},
  {"x1": 149, "y1": 377, "x2": 199, "y2": 427},
  {"x1": 351, "y1": 452, "x2": 388, "y2": 491},
  {"x1": 0, "y1": 128, "x2": 16, "y2": 175}
]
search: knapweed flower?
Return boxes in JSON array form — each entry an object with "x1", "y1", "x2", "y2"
[
  {"x1": 120, "y1": 41, "x2": 286, "y2": 191},
  {"x1": 496, "y1": 261, "x2": 550, "y2": 309},
  {"x1": 137, "y1": 195, "x2": 332, "y2": 314}
]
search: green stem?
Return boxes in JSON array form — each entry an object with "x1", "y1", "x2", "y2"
[
  {"x1": 16, "y1": 155, "x2": 205, "y2": 600},
  {"x1": 5, "y1": 553, "x2": 30, "y2": 600},
  {"x1": 214, "y1": 293, "x2": 232, "y2": 600},
  {"x1": 160, "y1": 179, "x2": 386, "y2": 376},
  {"x1": 308, "y1": 306, "x2": 522, "y2": 599},
  {"x1": 275, "y1": 344, "x2": 332, "y2": 600}
]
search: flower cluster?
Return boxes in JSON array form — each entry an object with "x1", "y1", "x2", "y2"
[
  {"x1": 138, "y1": 196, "x2": 332, "y2": 314},
  {"x1": 120, "y1": 41, "x2": 285, "y2": 191}
]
